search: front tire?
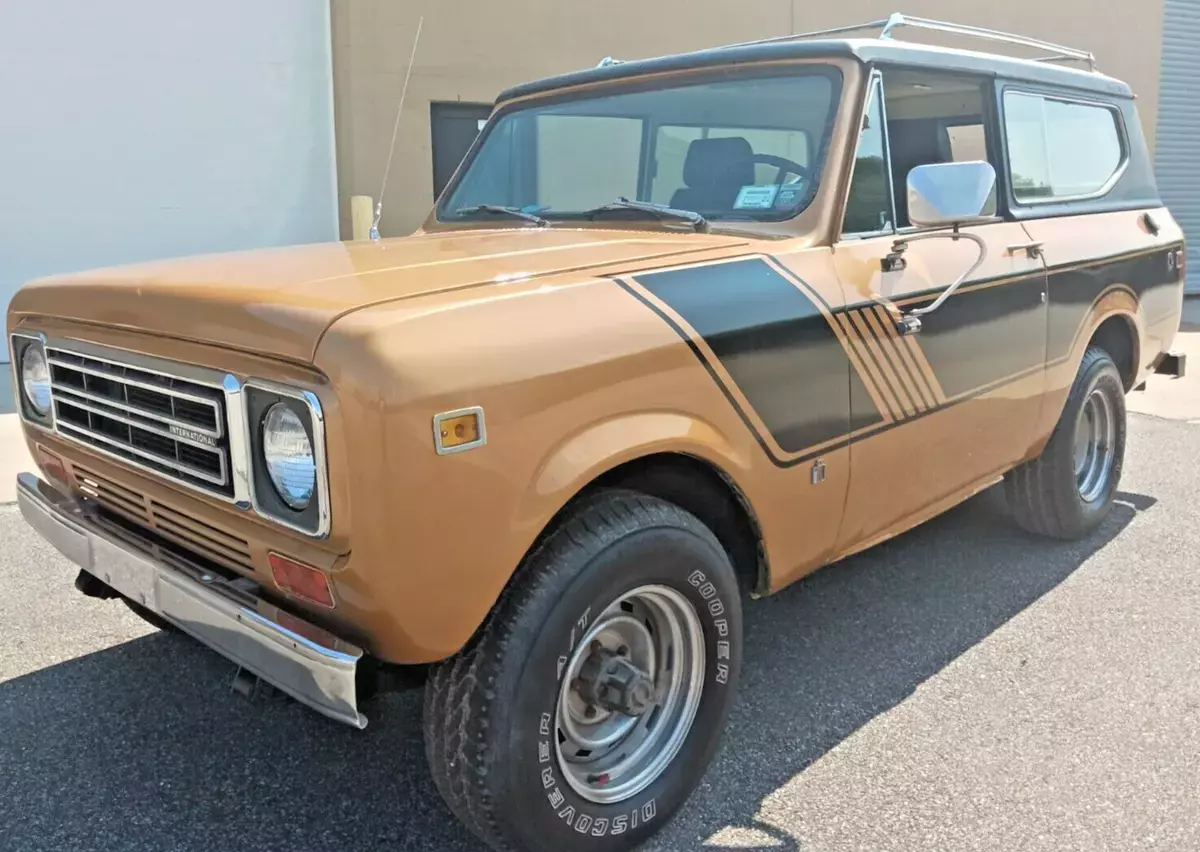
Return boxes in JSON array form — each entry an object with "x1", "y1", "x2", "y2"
[
  {"x1": 423, "y1": 492, "x2": 742, "y2": 852},
  {"x1": 1005, "y1": 346, "x2": 1126, "y2": 539}
]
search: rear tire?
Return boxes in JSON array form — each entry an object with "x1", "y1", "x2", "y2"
[
  {"x1": 1005, "y1": 346, "x2": 1126, "y2": 539},
  {"x1": 422, "y1": 491, "x2": 742, "y2": 852}
]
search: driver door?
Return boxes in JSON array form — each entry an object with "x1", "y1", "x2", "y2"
[{"x1": 832, "y1": 69, "x2": 1048, "y2": 553}]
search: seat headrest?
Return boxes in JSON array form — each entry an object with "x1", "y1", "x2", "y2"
[{"x1": 682, "y1": 137, "x2": 754, "y2": 188}]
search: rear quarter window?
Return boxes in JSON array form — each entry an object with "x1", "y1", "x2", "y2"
[{"x1": 1003, "y1": 91, "x2": 1125, "y2": 202}]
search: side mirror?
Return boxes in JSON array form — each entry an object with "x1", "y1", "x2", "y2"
[
  {"x1": 886, "y1": 161, "x2": 998, "y2": 336},
  {"x1": 906, "y1": 161, "x2": 997, "y2": 228}
]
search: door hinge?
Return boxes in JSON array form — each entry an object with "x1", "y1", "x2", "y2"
[{"x1": 811, "y1": 459, "x2": 827, "y2": 485}]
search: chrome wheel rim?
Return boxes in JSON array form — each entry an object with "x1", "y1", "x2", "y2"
[
  {"x1": 1074, "y1": 388, "x2": 1116, "y2": 503},
  {"x1": 554, "y1": 584, "x2": 706, "y2": 805}
]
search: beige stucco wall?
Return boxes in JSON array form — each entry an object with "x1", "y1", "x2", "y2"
[{"x1": 331, "y1": 0, "x2": 1166, "y2": 239}]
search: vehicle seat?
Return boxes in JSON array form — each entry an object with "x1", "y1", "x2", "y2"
[
  {"x1": 670, "y1": 137, "x2": 755, "y2": 211},
  {"x1": 887, "y1": 118, "x2": 951, "y2": 227}
]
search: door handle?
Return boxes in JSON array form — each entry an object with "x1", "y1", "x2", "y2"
[{"x1": 1006, "y1": 241, "x2": 1043, "y2": 260}]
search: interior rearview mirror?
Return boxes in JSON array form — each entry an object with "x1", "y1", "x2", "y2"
[{"x1": 906, "y1": 161, "x2": 997, "y2": 228}]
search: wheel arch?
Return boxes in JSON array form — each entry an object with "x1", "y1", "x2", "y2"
[
  {"x1": 559, "y1": 451, "x2": 769, "y2": 597},
  {"x1": 1088, "y1": 311, "x2": 1140, "y2": 391},
  {"x1": 510, "y1": 413, "x2": 769, "y2": 597},
  {"x1": 416, "y1": 446, "x2": 767, "y2": 662},
  {"x1": 1030, "y1": 298, "x2": 1141, "y2": 461}
]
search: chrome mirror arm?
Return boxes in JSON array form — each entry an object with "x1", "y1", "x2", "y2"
[{"x1": 889, "y1": 230, "x2": 988, "y2": 335}]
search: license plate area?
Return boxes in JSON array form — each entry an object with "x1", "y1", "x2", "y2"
[{"x1": 89, "y1": 535, "x2": 158, "y2": 608}]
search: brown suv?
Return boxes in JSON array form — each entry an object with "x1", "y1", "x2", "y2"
[{"x1": 7, "y1": 14, "x2": 1187, "y2": 852}]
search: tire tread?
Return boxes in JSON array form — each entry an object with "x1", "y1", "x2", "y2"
[
  {"x1": 1006, "y1": 346, "x2": 1124, "y2": 540},
  {"x1": 423, "y1": 491, "x2": 724, "y2": 852}
]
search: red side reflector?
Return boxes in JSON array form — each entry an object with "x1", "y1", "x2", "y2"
[
  {"x1": 35, "y1": 444, "x2": 67, "y2": 486},
  {"x1": 268, "y1": 552, "x2": 335, "y2": 609}
]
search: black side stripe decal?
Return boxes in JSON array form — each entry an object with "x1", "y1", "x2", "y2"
[
  {"x1": 870, "y1": 306, "x2": 939, "y2": 409},
  {"x1": 838, "y1": 313, "x2": 901, "y2": 420},
  {"x1": 614, "y1": 279, "x2": 783, "y2": 465},
  {"x1": 628, "y1": 257, "x2": 883, "y2": 464},
  {"x1": 617, "y1": 244, "x2": 1179, "y2": 469}
]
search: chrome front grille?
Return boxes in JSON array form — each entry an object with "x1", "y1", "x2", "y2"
[{"x1": 46, "y1": 346, "x2": 234, "y2": 498}]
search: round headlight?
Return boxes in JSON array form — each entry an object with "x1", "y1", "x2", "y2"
[
  {"x1": 21, "y1": 344, "x2": 52, "y2": 417},
  {"x1": 262, "y1": 403, "x2": 316, "y2": 510}
]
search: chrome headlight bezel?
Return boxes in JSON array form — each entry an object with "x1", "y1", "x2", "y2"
[
  {"x1": 10, "y1": 333, "x2": 54, "y2": 426},
  {"x1": 244, "y1": 381, "x2": 329, "y2": 537}
]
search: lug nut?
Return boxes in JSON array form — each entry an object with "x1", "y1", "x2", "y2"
[{"x1": 617, "y1": 645, "x2": 629, "y2": 657}]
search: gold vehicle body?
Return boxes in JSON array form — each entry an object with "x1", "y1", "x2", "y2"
[{"x1": 9, "y1": 45, "x2": 1185, "y2": 668}]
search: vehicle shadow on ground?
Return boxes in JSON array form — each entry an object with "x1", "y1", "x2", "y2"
[{"x1": 0, "y1": 486, "x2": 1155, "y2": 852}]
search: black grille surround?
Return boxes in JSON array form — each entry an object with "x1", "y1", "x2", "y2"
[{"x1": 45, "y1": 347, "x2": 234, "y2": 499}]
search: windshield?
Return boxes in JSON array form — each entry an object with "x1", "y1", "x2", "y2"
[{"x1": 439, "y1": 67, "x2": 841, "y2": 225}]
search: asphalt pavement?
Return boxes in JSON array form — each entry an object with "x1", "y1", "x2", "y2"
[{"x1": 2, "y1": 412, "x2": 1199, "y2": 852}]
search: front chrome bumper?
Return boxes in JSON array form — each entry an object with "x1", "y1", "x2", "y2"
[{"x1": 15, "y1": 472, "x2": 367, "y2": 729}]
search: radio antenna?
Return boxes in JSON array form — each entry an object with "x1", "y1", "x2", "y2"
[{"x1": 370, "y1": 15, "x2": 424, "y2": 241}]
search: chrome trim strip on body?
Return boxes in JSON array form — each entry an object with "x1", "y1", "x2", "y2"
[
  {"x1": 837, "y1": 71, "x2": 893, "y2": 241},
  {"x1": 222, "y1": 374, "x2": 254, "y2": 509},
  {"x1": 15, "y1": 472, "x2": 365, "y2": 729},
  {"x1": 242, "y1": 380, "x2": 332, "y2": 538}
]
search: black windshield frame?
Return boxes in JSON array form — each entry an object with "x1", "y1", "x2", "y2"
[{"x1": 435, "y1": 64, "x2": 844, "y2": 227}]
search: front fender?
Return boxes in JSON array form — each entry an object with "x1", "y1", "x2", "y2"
[
  {"x1": 516, "y1": 411, "x2": 753, "y2": 534},
  {"x1": 315, "y1": 267, "x2": 767, "y2": 664}
]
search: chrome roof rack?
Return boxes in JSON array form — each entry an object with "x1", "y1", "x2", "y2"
[{"x1": 729, "y1": 12, "x2": 1098, "y2": 72}]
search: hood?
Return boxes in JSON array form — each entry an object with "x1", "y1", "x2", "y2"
[{"x1": 8, "y1": 229, "x2": 746, "y2": 363}]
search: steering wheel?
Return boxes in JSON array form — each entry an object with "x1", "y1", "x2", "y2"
[{"x1": 751, "y1": 153, "x2": 809, "y2": 185}]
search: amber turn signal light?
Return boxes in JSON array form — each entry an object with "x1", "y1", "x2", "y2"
[
  {"x1": 268, "y1": 552, "x2": 335, "y2": 609},
  {"x1": 440, "y1": 413, "x2": 479, "y2": 446},
  {"x1": 433, "y1": 406, "x2": 487, "y2": 454}
]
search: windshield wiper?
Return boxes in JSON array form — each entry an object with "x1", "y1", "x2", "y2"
[
  {"x1": 454, "y1": 204, "x2": 549, "y2": 227},
  {"x1": 583, "y1": 197, "x2": 709, "y2": 232}
]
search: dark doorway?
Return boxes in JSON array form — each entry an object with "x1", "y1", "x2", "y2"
[{"x1": 430, "y1": 102, "x2": 492, "y2": 198}]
